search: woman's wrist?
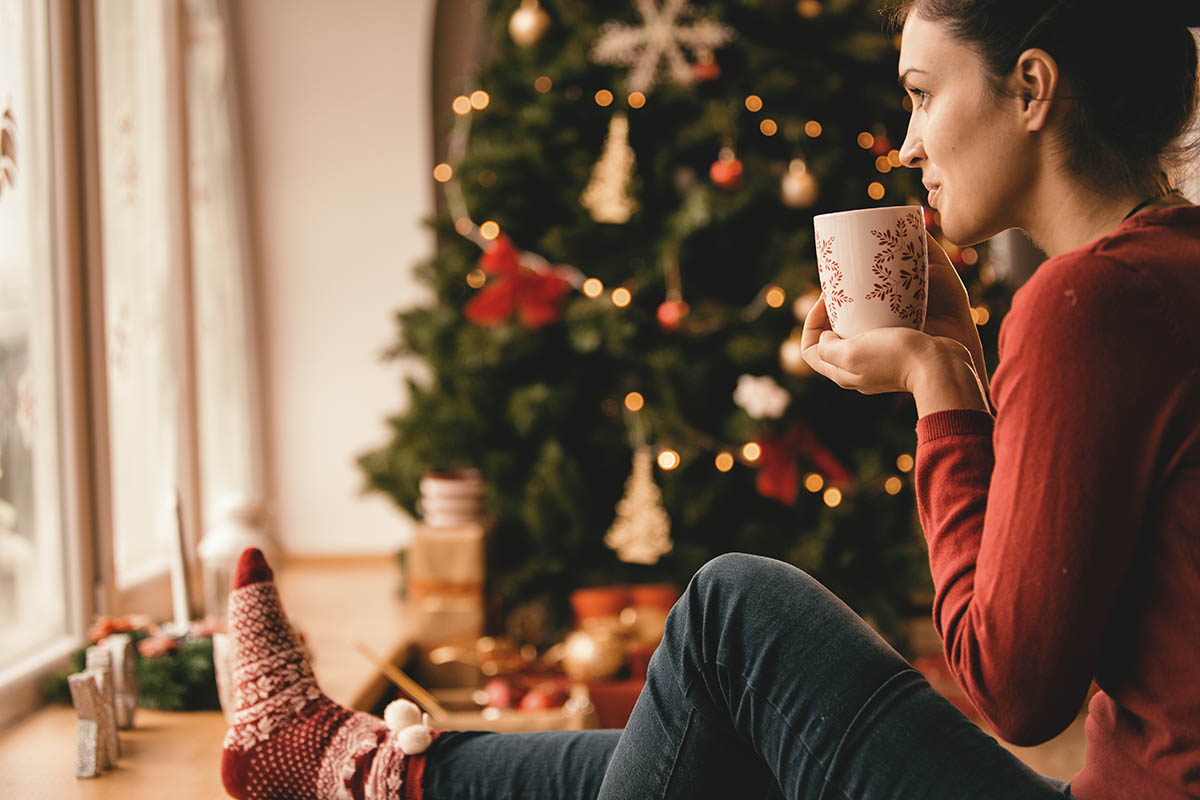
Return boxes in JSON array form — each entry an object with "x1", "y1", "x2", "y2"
[{"x1": 910, "y1": 340, "x2": 991, "y2": 418}]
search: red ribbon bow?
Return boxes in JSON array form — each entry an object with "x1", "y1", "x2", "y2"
[
  {"x1": 756, "y1": 420, "x2": 851, "y2": 505},
  {"x1": 464, "y1": 235, "x2": 571, "y2": 329}
]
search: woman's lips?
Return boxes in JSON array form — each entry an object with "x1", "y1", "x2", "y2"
[{"x1": 927, "y1": 185, "x2": 941, "y2": 208}]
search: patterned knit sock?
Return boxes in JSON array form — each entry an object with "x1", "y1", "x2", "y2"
[{"x1": 221, "y1": 548, "x2": 439, "y2": 800}]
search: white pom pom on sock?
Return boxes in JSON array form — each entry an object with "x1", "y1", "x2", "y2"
[
  {"x1": 383, "y1": 699, "x2": 423, "y2": 731},
  {"x1": 383, "y1": 701, "x2": 434, "y2": 755},
  {"x1": 396, "y1": 723, "x2": 434, "y2": 755}
]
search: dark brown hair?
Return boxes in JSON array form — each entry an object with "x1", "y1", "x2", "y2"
[{"x1": 890, "y1": 1, "x2": 1200, "y2": 197}]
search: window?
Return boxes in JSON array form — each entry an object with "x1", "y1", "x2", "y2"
[
  {"x1": 0, "y1": 0, "x2": 92, "y2": 729},
  {"x1": 0, "y1": 0, "x2": 71, "y2": 672},
  {"x1": 0, "y1": 0, "x2": 268, "y2": 725}
]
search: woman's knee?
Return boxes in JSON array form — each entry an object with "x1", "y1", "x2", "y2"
[
  {"x1": 693, "y1": 552, "x2": 779, "y2": 587},
  {"x1": 684, "y1": 552, "x2": 823, "y2": 622}
]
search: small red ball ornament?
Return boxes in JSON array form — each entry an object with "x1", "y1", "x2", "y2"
[
  {"x1": 870, "y1": 135, "x2": 893, "y2": 156},
  {"x1": 657, "y1": 299, "x2": 691, "y2": 330},
  {"x1": 518, "y1": 688, "x2": 552, "y2": 711},
  {"x1": 482, "y1": 676, "x2": 518, "y2": 708},
  {"x1": 694, "y1": 56, "x2": 720, "y2": 82},
  {"x1": 709, "y1": 146, "x2": 744, "y2": 190}
]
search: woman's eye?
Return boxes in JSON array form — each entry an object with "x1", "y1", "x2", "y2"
[{"x1": 903, "y1": 87, "x2": 929, "y2": 111}]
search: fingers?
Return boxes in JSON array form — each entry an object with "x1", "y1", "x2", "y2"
[
  {"x1": 803, "y1": 330, "x2": 863, "y2": 390},
  {"x1": 800, "y1": 292, "x2": 830, "y2": 352},
  {"x1": 800, "y1": 295, "x2": 861, "y2": 387}
]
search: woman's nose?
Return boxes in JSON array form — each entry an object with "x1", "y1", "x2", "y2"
[{"x1": 899, "y1": 119, "x2": 923, "y2": 168}]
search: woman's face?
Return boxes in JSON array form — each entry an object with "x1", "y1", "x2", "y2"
[{"x1": 897, "y1": 14, "x2": 1032, "y2": 244}]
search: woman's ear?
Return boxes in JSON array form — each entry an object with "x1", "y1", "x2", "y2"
[{"x1": 1011, "y1": 48, "x2": 1060, "y2": 132}]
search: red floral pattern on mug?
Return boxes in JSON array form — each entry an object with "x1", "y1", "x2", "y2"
[
  {"x1": 865, "y1": 212, "x2": 926, "y2": 327},
  {"x1": 815, "y1": 234, "x2": 852, "y2": 328}
]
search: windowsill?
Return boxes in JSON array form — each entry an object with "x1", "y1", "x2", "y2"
[
  {"x1": 0, "y1": 634, "x2": 84, "y2": 732},
  {"x1": 0, "y1": 555, "x2": 413, "y2": 798}
]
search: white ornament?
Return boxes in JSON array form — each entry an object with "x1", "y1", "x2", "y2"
[
  {"x1": 509, "y1": 0, "x2": 551, "y2": 47},
  {"x1": 581, "y1": 111, "x2": 639, "y2": 223},
  {"x1": 781, "y1": 159, "x2": 818, "y2": 208},
  {"x1": 590, "y1": 0, "x2": 736, "y2": 94},
  {"x1": 734, "y1": 374, "x2": 791, "y2": 419}
]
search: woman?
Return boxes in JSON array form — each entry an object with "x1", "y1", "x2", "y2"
[{"x1": 219, "y1": 2, "x2": 1199, "y2": 798}]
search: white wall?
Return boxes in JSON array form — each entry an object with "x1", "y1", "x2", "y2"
[{"x1": 232, "y1": 0, "x2": 435, "y2": 554}]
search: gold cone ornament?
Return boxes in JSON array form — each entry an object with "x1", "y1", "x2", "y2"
[
  {"x1": 604, "y1": 447, "x2": 673, "y2": 564},
  {"x1": 581, "y1": 111, "x2": 638, "y2": 224}
]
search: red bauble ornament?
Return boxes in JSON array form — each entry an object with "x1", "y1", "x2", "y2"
[
  {"x1": 657, "y1": 299, "x2": 691, "y2": 330},
  {"x1": 870, "y1": 135, "x2": 893, "y2": 156},
  {"x1": 693, "y1": 58, "x2": 720, "y2": 81},
  {"x1": 518, "y1": 685, "x2": 561, "y2": 711},
  {"x1": 483, "y1": 676, "x2": 518, "y2": 708},
  {"x1": 709, "y1": 156, "x2": 744, "y2": 190}
]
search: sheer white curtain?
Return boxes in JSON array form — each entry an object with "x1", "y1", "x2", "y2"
[
  {"x1": 92, "y1": 0, "x2": 269, "y2": 597},
  {"x1": 94, "y1": 0, "x2": 187, "y2": 587},
  {"x1": 183, "y1": 0, "x2": 268, "y2": 532}
]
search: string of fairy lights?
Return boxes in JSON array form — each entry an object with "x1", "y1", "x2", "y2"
[{"x1": 430, "y1": 70, "x2": 994, "y2": 507}]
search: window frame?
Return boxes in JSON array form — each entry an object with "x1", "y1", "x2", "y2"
[{"x1": 0, "y1": 0, "x2": 94, "y2": 731}]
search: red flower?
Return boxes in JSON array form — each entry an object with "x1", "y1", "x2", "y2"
[
  {"x1": 464, "y1": 236, "x2": 571, "y2": 329},
  {"x1": 138, "y1": 634, "x2": 179, "y2": 659},
  {"x1": 87, "y1": 615, "x2": 140, "y2": 643}
]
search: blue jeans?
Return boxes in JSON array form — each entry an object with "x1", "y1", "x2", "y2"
[{"x1": 421, "y1": 554, "x2": 1073, "y2": 799}]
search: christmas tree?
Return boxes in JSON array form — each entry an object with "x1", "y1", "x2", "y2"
[{"x1": 359, "y1": 0, "x2": 1012, "y2": 644}]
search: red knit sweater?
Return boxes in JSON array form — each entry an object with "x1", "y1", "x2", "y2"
[{"x1": 915, "y1": 206, "x2": 1200, "y2": 799}]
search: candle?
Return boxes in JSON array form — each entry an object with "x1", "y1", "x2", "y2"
[{"x1": 167, "y1": 491, "x2": 192, "y2": 631}]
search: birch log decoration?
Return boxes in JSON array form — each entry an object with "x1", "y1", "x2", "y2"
[
  {"x1": 85, "y1": 647, "x2": 123, "y2": 759},
  {"x1": 102, "y1": 633, "x2": 139, "y2": 728},
  {"x1": 67, "y1": 672, "x2": 115, "y2": 777}
]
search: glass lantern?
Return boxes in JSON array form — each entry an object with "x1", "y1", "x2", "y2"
[{"x1": 197, "y1": 493, "x2": 274, "y2": 621}]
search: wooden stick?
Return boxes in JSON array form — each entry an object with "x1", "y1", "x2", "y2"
[{"x1": 353, "y1": 641, "x2": 451, "y2": 721}]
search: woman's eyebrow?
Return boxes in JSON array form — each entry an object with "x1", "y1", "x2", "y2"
[{"x1": 897, "y1": 68, "x2": 929, "y2": 87}]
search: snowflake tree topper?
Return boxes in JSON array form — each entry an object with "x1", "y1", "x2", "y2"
[{"x1": 590, "y1": 0, "x2": 736, "y2": 94}]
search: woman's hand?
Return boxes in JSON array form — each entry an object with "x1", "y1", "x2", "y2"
[
  {"x1": 922, "y1": 233, "x2": 988, "y2": 389},
  {"x1": 799, "y1": 295, "x2": 939, "y2": 396},
  {"x1": 801, "y1": 289, "x2": 991, "y2": 416}
]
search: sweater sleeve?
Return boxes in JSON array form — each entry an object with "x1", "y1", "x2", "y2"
[{"x1": 914, "y1": 254, "x2": 1173, "y2": 746}]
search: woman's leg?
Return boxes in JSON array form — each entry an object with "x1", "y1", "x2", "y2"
[
  {"x1": 220, "y1": 546, "x2": 621, "y2": 800},
  {"x1": 421, "y1": 729, "x2": 621, "y2": 800},
  {"x1": 597, "y1": 553, "x2": 1071, "y2": 800}
]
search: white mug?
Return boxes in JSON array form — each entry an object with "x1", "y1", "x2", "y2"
[{"x1": 813, "y1": 205, "x2": 928, "y2": 338}]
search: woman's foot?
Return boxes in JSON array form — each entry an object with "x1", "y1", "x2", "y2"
[{"x1": 221, "y1": 548, "x2": 436, "y2": 799}]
